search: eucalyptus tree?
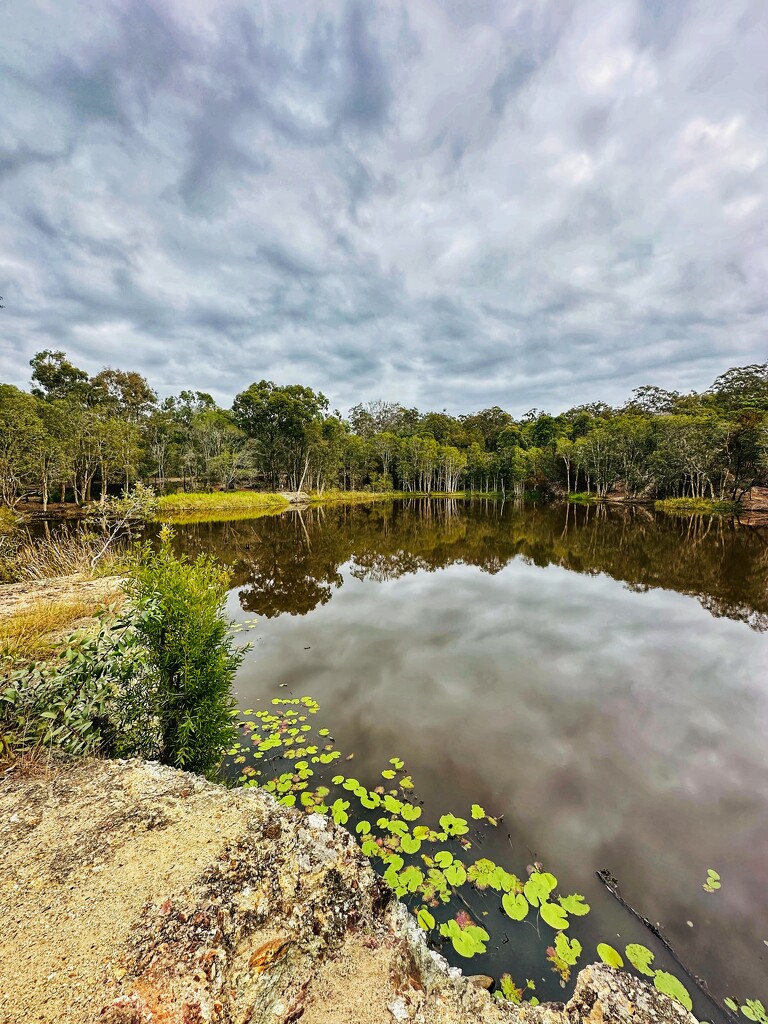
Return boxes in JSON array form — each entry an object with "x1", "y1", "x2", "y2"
[
  {"x1": 29, "y1": 349, "x2": 90, "y2": 403},
  {"x1": 233, "y1": 381, "x2": 328, "y2": 489},
  {"x1": 0, "y1": 385, "x2": 46, "y2": 506}
]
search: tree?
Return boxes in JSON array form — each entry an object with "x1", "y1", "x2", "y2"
[
  {"x1": 460, "y1": 407, "x2": 513, "y2": 450},
  {"x1": 233, "y1": 381, "x2": 328, "y2": 488},
  {"x1": 29, "y1": 350, "x2": 90, "y2": 403},
  {"x1": 0, "y1": 386, "x2": 46, "y2": 506},
  {"x1": 709, "y1": 363, "x2": 768, "y2": 412},
  {"x1": 90, "y1": 368, "x2": 158, "y2": 422}
]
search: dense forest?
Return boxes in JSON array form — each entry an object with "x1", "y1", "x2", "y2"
[{"x1": 1, "y1": 349, "x2": 767, "y2": 508}]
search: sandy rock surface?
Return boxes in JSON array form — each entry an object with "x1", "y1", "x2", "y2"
[{"x1": 0, "y1": 758, "x2": 698, "y2": 1024}]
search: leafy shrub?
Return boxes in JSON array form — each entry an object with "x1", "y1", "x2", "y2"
[
  {"x1": 2, "y1": 529, "x2": 243, "y2": 780},
  {"x1": 1, "y1": 609, "x2": 157, "y2": 760},
  {"x1": 125, "y1": 528, "x2": 243, "y2": 778}
]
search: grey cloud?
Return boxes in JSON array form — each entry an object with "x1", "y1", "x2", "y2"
[{"x1": 0, "y1": 0, "x2": 766, "y2": 416}]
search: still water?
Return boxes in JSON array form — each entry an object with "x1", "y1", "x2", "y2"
[{"x1": 170, "y1": 499, "x2": 768, "y2": 1009}]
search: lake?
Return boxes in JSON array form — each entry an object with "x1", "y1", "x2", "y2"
[{"x1": 169, "y1": 498, "x2": 768, "y2": 1012}]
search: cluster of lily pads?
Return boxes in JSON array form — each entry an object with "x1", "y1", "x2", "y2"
[
  {"x1": 596, "y1": 942, "x2": 693, "y2": 1011},
  {"x1": 229, "y1": 696, "x2": 592, "y2": 1001},
  {"x1": 227, "y1": 695, "x2": 758, "y2": 1017}
]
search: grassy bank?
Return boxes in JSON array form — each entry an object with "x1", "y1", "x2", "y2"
[
  {"x1": 654, "y1": 497, "x2": 741, "y2": 515},
  {"x1": 156, "y1": 488, "x2": 479, "y2": 523},
  {"x1": 157, "y1": 491, "x2": 291, "y2": 520},
  {"x1": 567, "y1": 492, "x2": 602, "y2": 504}
]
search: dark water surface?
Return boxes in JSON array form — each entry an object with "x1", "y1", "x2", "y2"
[{"x1": 170, "y1": 499, "x2": 768, "y2": 1008}]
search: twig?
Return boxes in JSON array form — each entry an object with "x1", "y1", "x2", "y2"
[{"x1": 596, "y1": 869, "x2": 737, "y2": 1022}]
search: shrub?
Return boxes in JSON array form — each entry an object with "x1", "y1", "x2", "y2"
[
  {"x1": 125, "y1": 528, "x2": 243, "y2": 778},
  {"x1": 1, "y1": 609, "x2": 157, "y2": 760}
]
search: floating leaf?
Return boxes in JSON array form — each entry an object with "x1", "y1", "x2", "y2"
[
  {"x1": 653, "y1": 972, "x2": 692, "y2": 1011},
  {"x1": 524, "y1": 872, "x2": 553, "y2": 907},
  {"x1": 502, "y1": 892, "x2": 529, "y2": 921},
  {"x1": 381, "y1": 769, "x2": 396, "y2": 779},
  {"x1": 555, "y1": 933, "x2": 582, "y2": 966},
  {"x1": 330, "y1": 798, "x2": 349, "y2": 825},
  {"x1": 741, "y1": 1000, "x2": 768, "y2": 1024},
  {"x1": 444, "y1": 861, "x2": 467, "y2": 887},
  {"x1": 439, "y1": 919, "x2": 489, "y2": 958},
  {"x1": 355, "y1": 820, "x2": 371, "y2": 836},
  {"x1": 597, "y1": 944, "x2": 624, "y2": 968},
  {"x1": 400, "y1": 835, "x2": 421, "y2": 855},
  {"x1": 471, "y1": 804, "x2": 485, "y2": 819},
  {"x1": 400, "y1": 803, "x2": 422, "y2": 821},
  {"x1": 625, "y1": 943, "x2": 655, "y2": 977},
  {"x1": 439, "y1": 813, "x2": 469, "y2": 836},
  {"x1": 558, "y1": 894, "x2": 590, "y2": 916},
  {"x1": 417, "y1": 907, "x2": 435, "y2": 931},
  {"x1": 434, "y1": 851, "x2": 454, "y2": 868},
  {"x1": 540, "y1": 901, "x2": 569, "y2": 930}
]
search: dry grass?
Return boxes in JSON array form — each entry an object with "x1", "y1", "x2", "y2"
[
  {"x1": 9, "y1": 530, "x2": 127, "y2": 583},
  {"x1": 0, "y1": 597, "x2": 108, "y2": 661}
]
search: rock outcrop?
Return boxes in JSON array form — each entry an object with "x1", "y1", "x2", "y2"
[{"x1": 0, "y1": 758, "x2": 698, "y2": 1024}]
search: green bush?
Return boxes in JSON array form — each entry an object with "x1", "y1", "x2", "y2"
[
  {"x1": 2, "y1": 530, "x2": 243, "y2": 778},
  {"x1": 125, "y1": 529, "x2": 243, "y2": 778},
  {"x1": 1, "y1": 609, "x2": 157, "y2": 759}
]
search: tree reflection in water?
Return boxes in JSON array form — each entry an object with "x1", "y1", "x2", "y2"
[{"x1": 166, "y1": 498, "x2": 768, "y2": 630}]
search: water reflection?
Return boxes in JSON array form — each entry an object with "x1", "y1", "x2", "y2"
[
  {"x1": 169, "y1": 500, "x2": 768, "y2": 1007},
  {"x1": 171, "y1": 499, "x2": 768, "y2": 630}
]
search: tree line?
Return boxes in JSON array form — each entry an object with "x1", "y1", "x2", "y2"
[{"x1": 1, "y1": 349, "x2": 767, "y2": 509}]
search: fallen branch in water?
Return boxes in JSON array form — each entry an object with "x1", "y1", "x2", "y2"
[{"x1": 596, "y1": 869, "x2": 737, "y2": 1023}]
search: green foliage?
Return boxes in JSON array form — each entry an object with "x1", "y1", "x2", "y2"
[
  {"x1": 124, "y1": 529, "x2": 244, "y2": 778},
  {"x1": 741, "y1": 1000, "x2": 767, "y2": 1023},
  {"x1": 625, "y1": 943, "x2": 655, "y2": 977},
  {"x1": 597, "y1": 943, "x2": 624, "y2": 968},
  {"x1": 1, "y1": 608, "x2": 157, "y2": 759},
  {"x1": 231, "y1": 692, "x2": 595, "y2": 1002},
  {"x1": 703, "y1": 868, "x2": 721, "y2": 892},
  {"x1": 8, "y1": 347, "x2": 768, "y2": 510},
  {"x1": 502, "y1": 892, "x2": 528, "y2": 921},
  {"x1": 494, "y1": 975, "x2": 538, "y2": 1005},
  {"x1": 655, "y1": 499, "x2": 739, "y2": 517},
  {"x1": 653, "y1": 972, "x2": 693, "y2": 1011},
  {"x1": 595, "y1": 942, "x2": 693, "y2": 1012},
  {"x1": 439, "y1": 918, "x2": 490, "y2": 957},
  {"x1": 230, "y1": 691, "x2": 761, "y2": 1012},
  {"x1": 726, "y1": 999, "x2": 768, "y2": 1024}
]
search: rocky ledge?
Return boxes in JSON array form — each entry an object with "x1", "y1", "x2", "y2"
[{"x1": 0, "y1": 759, "x2": 697, "y2": 1024}]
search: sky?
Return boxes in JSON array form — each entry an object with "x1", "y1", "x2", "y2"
[{"x1": 1, "y1": 0, "x2": 767, "y2": 416}]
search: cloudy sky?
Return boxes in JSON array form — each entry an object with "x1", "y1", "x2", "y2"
[{"x1": 1, "y1": 0, "x2": 766, "y2": 415}]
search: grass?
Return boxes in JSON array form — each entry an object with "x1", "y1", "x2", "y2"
[
  {"x1": 654, "y1": 497, "x2": 740, "y2": 516},
  {"x1": 157, "y1": 488, "x2": 484, "y2": 523},
  {"x1": 157, "y1": 491, "x2": 291, "y2": 520},
  {"x1": 0, "y1": 597, "x2": 108, "y2": 661},
  {"x1": 567, "y1": 492, "x2": 602, "y2": 504},
  {"x1": 6, "y1": 530, "x2": 129, "y2": 582},
  {"x1": 308, "y1": 489, "x2": 402, "y2": 504}
]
